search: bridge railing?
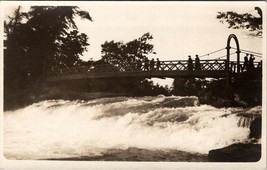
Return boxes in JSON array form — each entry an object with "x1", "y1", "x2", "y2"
[
  {"x1": 199, "y1": 60, "x2": 227, "y2": 71},
  {"x1": 230, "y1": 61, "x2": 262, "y2": 73},
  {"x1": 158, "y1": 59, "x2": 227, "y2": 71},
  {"x1": 46, "y1": 59, "x2": 228, "y2": 77}
]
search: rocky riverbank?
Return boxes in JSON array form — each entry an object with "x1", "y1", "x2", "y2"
[
  {"x1": 208, "y1": 116, "x2": 262, "y2": 162},
  {"x1": 4, "y1": 86, "x2": 261, "y2": 112},
  {"x1": 208, "y1": 143, "x2": 261, "y2": 162},
  {"x1": 45, "y1": 148, "x2": 209, "y2": 162}
]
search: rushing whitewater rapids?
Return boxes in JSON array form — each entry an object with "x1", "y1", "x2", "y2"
[{"x1": 4, "y1": 96, "x2": 261, "y2": 161}]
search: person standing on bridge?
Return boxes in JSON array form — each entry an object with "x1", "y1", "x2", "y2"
[
  {"x1": 156, "y1": 58, "x2": 160, "y2": 70},
  {"x1": 150, "y1": 58, "x2": 155, "y2": 71},
  {"x1": 187, "y1": 55, "x2": 193, "y2": 71},
  {"x1": 257, "y1": 60, "x2": 262, "y2": 69},
  {"x1": 248, "y1": 54, "x2": 255, "y2": 71},
  {"x1": 195, "y1": 55, "x2": 200, "y2": 70},
  {"x1": 242, "y1": 54, "x2": 249, "y2": 72}
]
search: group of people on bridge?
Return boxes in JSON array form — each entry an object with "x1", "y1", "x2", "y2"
[
  {"x1": 50, "y1": 53, "x2": 261, "y2": 75},
  {"x1": 241, "y1": 53, "x2": 261, "y2": 72},
  {"x1": 187, "y1": 55, "x2": 201, "y2": 71},
  {"x1": 142, "y1": 58, "x2": 161, "y2": 71},
  {"x1": 142, "y1": 53, "x2": 261, "y2": 72},
  {"x1": 141, "y1": 55, "x2": 202, "y2": 71}
]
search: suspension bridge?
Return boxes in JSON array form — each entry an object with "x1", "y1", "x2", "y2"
[{"x1": 46, "y1": 34, "x2": 262, "y2": 85}]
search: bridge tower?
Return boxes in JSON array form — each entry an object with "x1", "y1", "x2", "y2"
[{"x1": 226, "y1": 34, "x2": 241, "y2": 86}]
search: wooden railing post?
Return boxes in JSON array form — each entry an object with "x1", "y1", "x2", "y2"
[
  {"x1": 225, "y1": 59, "x2": 230, "y2": 87},
  {"x1": 237, "y1": 49, "x2": 240, "y2": 73}
]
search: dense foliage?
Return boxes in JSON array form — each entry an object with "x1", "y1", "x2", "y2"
[
  {"x1": 101, "y1": 33, "x2": 156, "y2": 71},
  {"x1": 216, "y1": 7, "x2": 262, "y2": 37},
  {"x1": 4, "y1": 6, "x2": 92, "y2": 89},
  {"x1": 4, "y1": 6, "x2": 92, "y2": 109},
  {"x1": 88, "y1": 33, "x2": 170, "y2": 96}
]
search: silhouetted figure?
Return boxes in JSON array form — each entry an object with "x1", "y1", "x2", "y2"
[
  {"x1": 195, "y1": 55, "x2": 201, "y2": 70},
  {"x1": 144, "y1": 58, "x2": 149, "y2": 71},
  {"x1": 156, "y1": 58, "x2": 160, "y2": 70},
  {"x1": 257, "y1": 60, "x2": 262, "y2": 69},
  {"x1": 248, "y1": 54, "x2": 255, "y2": 71},
  {"x1": 150, "y1": 58, "x2": 155, "y2": 70},
  {"x1": 187, "y1": 55, "x2": 193, "y2": 70},
  {"x1": 243, "y1": 54, "x2": 249, "y2": 72}
]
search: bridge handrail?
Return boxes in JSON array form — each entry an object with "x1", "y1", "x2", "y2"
[
  {"x1": 230, "y1": 61, "x2": 262, "y2": 73},
  {"x1": 46, "y1": 59, "x2": 230, "y2": 77},
  {"x1": 45, "y1": 59, "x2": 262, "y2": 81},
  {"x1": 46, "y1": 59, "x2": 263, "y2": 77},
  {"x1": 158, "y1": 59, "x2": 227, "y2": 63}
]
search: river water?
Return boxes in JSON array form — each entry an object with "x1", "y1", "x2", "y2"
[{"x1": 3, "y1": 96, "x2": 261, "y2": 161}]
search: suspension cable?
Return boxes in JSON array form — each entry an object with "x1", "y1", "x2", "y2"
[
  {"x1": 214, "y1": 52, "x2": 236, "y2": 60},
  {"x1": 231, "y1": 47, "x2": 262, "y2": 55},
  {"x1": 199, "y1": 47, "x2": 226, "y2": 58}
]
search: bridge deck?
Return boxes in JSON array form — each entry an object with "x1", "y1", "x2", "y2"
[{"x1": 45, "y1": 59, "x2": 261, "y2": 82}]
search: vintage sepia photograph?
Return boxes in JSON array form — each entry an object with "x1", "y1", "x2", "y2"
[{"x1": 0, "y1": 1, "x2": 266, "y2": 169}]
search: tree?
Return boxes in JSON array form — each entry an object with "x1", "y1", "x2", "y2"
[
  {"x1": 216, "y1": 7, "x2": 262, "y2": 37},
  {"x1": 57, "y1": 30, "x2": 89, "y2": 68},
  {"x1": 4, "y1": 6, "x2": 92, "y2": 88},
  {"x1": 4, "y1": 6, "x2": 30, "y2": 90},
  {"x1": 88, "y1": 33, "x2": 170, "y2": 95},
  {"x1": 101, "y1": 32, "x2": 156, "y2": 71},
  {"x1": 4, "y1": 6, "x2": 92, "y2": 110}
]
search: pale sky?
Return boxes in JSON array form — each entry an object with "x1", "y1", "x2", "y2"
[
  {"x1": 75, "y1": 2, "x2": 263, "y2": 62},
  {"x1": 2, "y1": 2, "x2": 265, "y2": 86},
  {"x1": 74, "y1": 2, "x2": 264, "y2": 86}
]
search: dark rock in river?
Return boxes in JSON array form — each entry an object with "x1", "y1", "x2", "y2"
[
  {"x1": 249, "y1": 117, "x2": 262, "y2": 139},
  {"x1": 162, "y1": 96, "x2": 199, "y2": 108},
  {"x1": 208, "y1": 143, "x2": 261, "y2": 162}
]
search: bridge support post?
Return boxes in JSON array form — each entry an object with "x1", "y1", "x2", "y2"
[
  {"x1": 225, "y1": 59, "x2": 230, "y2": 87},
  {"x1": 237, "y1": 49, "x2": 240, "y2": 73},
  {"x1": 173, "y1": 77, "x2": 187, "y2": 96},
  {"x1": 226, "y1": 34, "x2": 241, "y2": 86}
]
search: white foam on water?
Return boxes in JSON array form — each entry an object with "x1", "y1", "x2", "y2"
[{"x1": 4, "y1": 96, "x2": 259, "y2": 160}]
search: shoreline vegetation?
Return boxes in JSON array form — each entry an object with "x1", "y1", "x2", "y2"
[
  {"x1": 4, "y1": 70, "x2": 262, "y2": 111},
  {"x1": 2, "y1": 85, "x2": 261, "y2": 112}
]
